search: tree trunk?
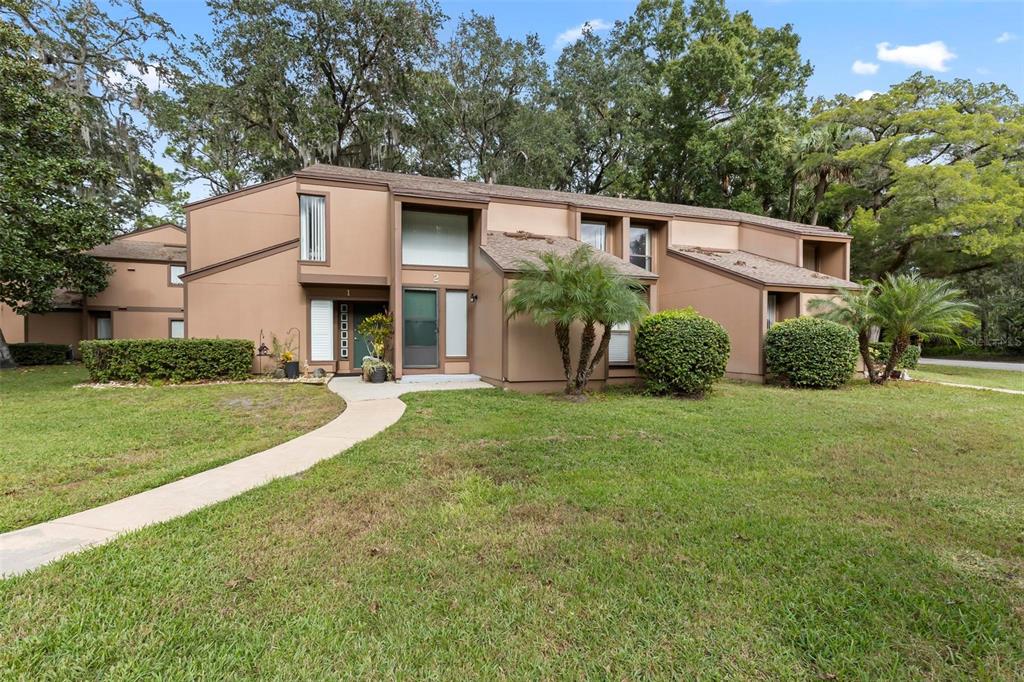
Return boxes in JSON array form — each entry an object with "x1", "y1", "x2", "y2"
[
  {"x1": 858, "y1": 330, "x2": 878, "y2": 384},
  {"x1": 809, "y1": 170, "x2": 828, "y2": 226},
  {"x1": 878, "y1": 337, "x2": 909, "y2": 385},
  {"x1": 0, "y1": 327, "x2": 15, "y2": 369},
  {"x1": 554, "y1": 322, "x2": 573, "y2": 394},
  {"x1": 786, "y1": 174, "x2": 798, "y2": 222},
  {"x1": 571, "y1": 321, "x2": 598, "y2": 395},
  {"x1": 587, "y1": 324, "x2": 613, "y2": 378}
]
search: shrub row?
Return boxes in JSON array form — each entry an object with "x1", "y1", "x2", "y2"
[
  {"x1": 764, "y1": 317, "x2": 858, "y2": 389},
  {"x1": 636, "y1": 308, "x2": 730, "y2": 397},
  {"x1": 869, "y1": 342, "x2": 921, "y2": 369},
  {"x1": 9, "y1": 342, "x2": 71, "y2": 365},
  {"x1": 80, "y1": 339, "x2": 254, "y2": 383}
]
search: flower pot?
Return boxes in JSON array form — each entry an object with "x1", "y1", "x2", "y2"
[
  {"x1": 369, "y1": 366, "x2": 387, "y2": 383},
  {"x1": 284, "y1": 361, "x2": 299, "y2": 379}
]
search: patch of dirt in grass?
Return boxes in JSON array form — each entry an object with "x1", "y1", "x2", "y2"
[{"x1": 943, "y1": 550, "x2": 1024, "y2": 590}]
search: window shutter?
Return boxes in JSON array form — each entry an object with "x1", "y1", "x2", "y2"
[{"x1": 310, "y1": 299, "x2": 333, "y2": 361}]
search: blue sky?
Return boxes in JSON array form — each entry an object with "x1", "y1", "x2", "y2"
[{"x1": 140, "y1": 0, "x2": 1024, "y2": 200}]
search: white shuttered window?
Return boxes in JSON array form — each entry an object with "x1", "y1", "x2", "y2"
[
  {"x1": 300, "y1": 195, "x2": 326, "y2": 262},
  {"x1": 608, "y1": 322, "x2": 630, "y2": 363},
  {"x1": 310, "y1": 299, "x2": 333, "y2": 361},
  {"x1": 445, "y1": 291, "x2": 468, "y2": 357}
]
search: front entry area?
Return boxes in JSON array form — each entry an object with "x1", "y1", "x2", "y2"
[{"x1": 402, "y1": 289, "x2": 438, "y2": 368}]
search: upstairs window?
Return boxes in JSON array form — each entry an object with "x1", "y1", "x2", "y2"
[
  {"x1": 629, "y1": 226, "x2": 651, "y2": 270},
  {"x1": 581, "y1": 221, "x2": 607, "y2": 251},
  {"x1": 300, "y1": 195, "x2": 326, "y2": 262},
  {"x1": 402, "y1": 209, "x2": 469, "y2": 268},
  {"x1": 169, "y1": 264, "x2": 185, "y2": 285}
]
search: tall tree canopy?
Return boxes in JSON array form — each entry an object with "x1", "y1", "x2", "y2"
[
  {"x1": 151, "y1": 0, "x2": 444, "y2": 194},
  {"x1": 811, "y1": 75, "x2": 1024, "y2": 280},
  {"x1": 0, "y1": 19, "x2": 116, "y2": 321},
  {"x1": 2, "y1": 0, "x2": 176, "y2": 228}
]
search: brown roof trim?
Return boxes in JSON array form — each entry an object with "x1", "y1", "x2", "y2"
[
  {"x1": 181, "y1": 239, "x2": 299, "y2": 282},
  {"x1": 96, "y1": 255, "x2": 186, "y2": 265},
  {"x1": 298, "y1": 273, "x2": 389, "y2": 286},
  {"x1": 184, "y1": 176, "x2": 296, "y2": 211}
]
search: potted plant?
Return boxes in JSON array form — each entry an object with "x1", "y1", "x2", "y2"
[
  {"x1": 272, "y1": 333, "x2": 300, "y2": 379},
  {"x1": 356, "y1": 312, "x2": 394, "y2": 383}
]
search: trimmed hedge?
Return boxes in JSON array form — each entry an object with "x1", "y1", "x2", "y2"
[
  {"x1": 635, "y1": 308, "x2": 730, "y2": 397},
  {"x1": 869, "y1": 342, "x2": 921, "y2": 369},
  {"x1": 9, "y1": 343, "x2": 70, "y2": 366},
  {"x1": 80, "y1": 339, "x2": 254, "y2": 383},
  {"x1": 764, "y1": 317, "x2": 858, "y2": 389}
]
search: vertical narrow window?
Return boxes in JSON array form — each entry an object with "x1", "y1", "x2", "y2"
[
  {"x1": 169, "y1": 265, "x2": 185, "y2": 285},
  {"x1": 445, "y1": 290, "x2": 468, "y2": 357},
  {"x1": 580, "y1": 221, "x2": 607, "y2": 251},
  {"x1": 95, "y1": 314, "x2": 112, "y2": 340},
  {"x1": 766, "y1": 293, "x2": 778, "y2": 329},
  {"x1": 310, "y1": 299, "x2": 333, "y2": 361},
  {"x1": 170, "y1": 320, "x2": 185, "y2": 338},
  {"x1": 300, "y1": 195, "x2": 326, "y2": 262},
  {"x1": 629, "y1": 226, "x2": 651, "y2": 270},
  {"x1": 609, "y1": 322, "x2": 631, "y2": 363}
]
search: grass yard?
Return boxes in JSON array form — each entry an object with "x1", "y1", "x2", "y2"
[
  {"x1": 912, "y1": 363, "x2": 1024, "y2": 391},
  {"x1": 0, "y1": 365, "x2": 343, "y2": 532},
  {"x1": 2, "y1": 380, "x2": 1022, "y2": 678}
]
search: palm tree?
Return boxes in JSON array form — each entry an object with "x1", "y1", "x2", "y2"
[
  {"x1": 794, "y1": 123, "x2": 857, "y2": 226},
  {"x1": 870, "y1": 273, "x2": 976, "y2": 383},
  {"x1": 815, "y1": 274, "x2": 976, "y2": 385},
  {"x1": 504, "y1": 246, "x2": 648, "y2": 397},
  {"x1": 811, "y1": 282, "x2": 881, "y2": 383}
]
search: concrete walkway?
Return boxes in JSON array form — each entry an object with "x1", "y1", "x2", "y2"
[
  {"x1": 919, "y1": 357, "x2": 1024, "y2": 372},
  {"x1": 1, "y1": 375, "x2": 491, "y2": 577}
]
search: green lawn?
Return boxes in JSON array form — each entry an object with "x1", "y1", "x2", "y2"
[
  {"x1": 2, "y1": 380, "x2": 1022, "y2": 678},
  {"x1": 912, "y1": 363, "x2": 1024, "y2": 391},
  {"x1": 0, "y1": 365, "x2": 343, "y2": 532}
]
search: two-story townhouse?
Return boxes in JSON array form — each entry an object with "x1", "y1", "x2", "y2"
[
  {"x1": 181, "y1": 165, "x2": 858, "y2": 390},
  {"x1": 1, "y1": 223, "x2": 187, "y2": 354}
]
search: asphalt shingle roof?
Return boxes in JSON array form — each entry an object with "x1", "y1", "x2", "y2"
[
  {"x1": 671, "y1": 247, "x2": 860, "y2": 289},
  {"x1": 482, "y1": 231, "x2": 657, "y2": 280},
  {"x1": 87, "y1": 241, "x2": 186, "y2": 263},
  {"x1": 294, "y1": 165, "x2": 849, "y2": 239}
]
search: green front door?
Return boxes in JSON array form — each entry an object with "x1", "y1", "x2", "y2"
[{"x1": 403, "y1": 289, "x2": 438, "y2": 368}]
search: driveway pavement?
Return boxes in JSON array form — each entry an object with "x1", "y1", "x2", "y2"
[
  {"x1": 919, "y1": 358, "x2": 1024, "y2": 372},
  {"x1": 0, "y1": 375, "x2": 491, "y2": 577}
]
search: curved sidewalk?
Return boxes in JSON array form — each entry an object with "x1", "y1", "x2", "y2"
[{"x1": 1, "y1": 375, "x2": 490, "y2": 577}]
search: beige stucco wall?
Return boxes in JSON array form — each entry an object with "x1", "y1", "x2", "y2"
[
  {"x1": 670, "y1": 219, "x2": 740, "y2": 250},
  {"x1": 0, "y1": 303, "x2": 26, "y2": 344},
  {"x1": 88, "y1": 261, "x2": 184, "y2": 309},
  {"x1": 799, "y1": 292, "x2": 839, "y2": 317},
  {"x1": 487, "y1": 200, "x2": 572, "y2": 238},
  {"x1": 298, "y1": 182, "x2": 391, "y2": 279},
  {"x1": 109, "y1": 310, "x2": 181, "y2": 339},
  {"x1": 739, "y1": 225, "x2": 799, "y2": 264},
  {"x1": 659, "y1": 255, "x2": 764, "y2": 379},
  {"x1": 120, "y1": 225, "x2": 186, "y2": 245},
  {"x1": 188, "y1": 180, "x2": 299, "y2": 270},
  {"x1": 25, "y1": 311, "x2": 81, "y2": 347},
  {"x1": 505, "y1": 316, "x2": 609, "y2": 385},
  {"x1": 186, "y1": 246, "x2": 306, "y2": 361}
]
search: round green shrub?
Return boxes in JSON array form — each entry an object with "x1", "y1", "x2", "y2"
[
  {"x1": 635, "y1": 308, "x2": 730, "y2": 397},
  {"x1": 764, "y1": 317, "x2": 857, "y2": 389}
]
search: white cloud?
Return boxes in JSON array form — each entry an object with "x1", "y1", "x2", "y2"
[
  {"x1": 876, "y1": 41, "x2": 956, "y2": 72},
  {"x1": 553, "y1": 19, "x2": 613, "y2": 49},
  {"x1": 854, "y1": 89, "x2": 878, "y2": 101},
  {"x1": 851, "y1": 60, "x2": 879, "y2": 75},
  {"x1": 995, "y1": 32, "x2": 1017, "y2": 44},
  {"x1": 107, "y1": 62, "x2": 165, "y2": 91}
]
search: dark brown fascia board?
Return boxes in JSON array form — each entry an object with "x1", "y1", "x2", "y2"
[
  {"x1": 666, "y1": 247, "x2": 859, "y2": 290},
  {"x1": 84, "y1": 305, "x2": 185, "y2": 313},
  {"x1": 97, "y1": 255, "x2": 186, "y2": 265},
  {"x1": 298, "y1": 273, "x2": 389, "y2": 286},
  {"x1": 180, "y1": 239, "x2": 299, "y2": 282},
  {"x1": 391, "y1": 189, "x2": 490, "y2": 207}
]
